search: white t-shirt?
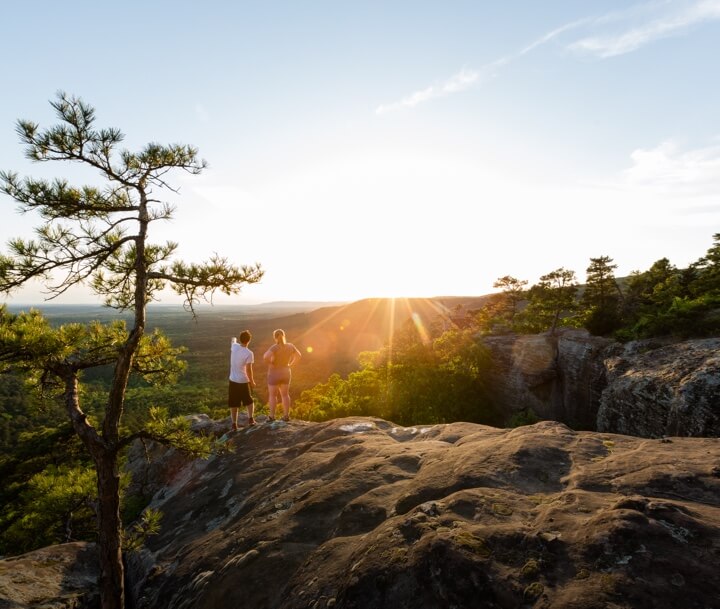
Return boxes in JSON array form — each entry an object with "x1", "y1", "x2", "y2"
[{"x1": 229, "y1": 341, "x2": 254, "y2": 383}]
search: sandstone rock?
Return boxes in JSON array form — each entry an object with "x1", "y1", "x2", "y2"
[
  {"x1": 125, "y1": 413, "x2": 232, "y2": 502},
  {"x1": 554, "y1": 331, "x2": 619, "y2": 429},
  {"x1": 0, "y1": 542, "x2": 98, "y2": 609},
  {"x1": 483, "y1": 330, "x2": 719, "y2": 438},
  {"x1": 597, "y1": 338, "x2": 720, "y2": 437},
  {"x1": 124, "y1": 417, "x2": 720, "y2": 609},
  {"x1": 482, "y1": 329, "x2": 616, "y2": 429},
  {"x1": 482, "y1": 332, "x2": 559, "y2": 418}
]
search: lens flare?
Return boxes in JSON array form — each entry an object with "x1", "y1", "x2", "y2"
[{"x1": 411, "y1": 312, "x2": 430, "y2": 344}]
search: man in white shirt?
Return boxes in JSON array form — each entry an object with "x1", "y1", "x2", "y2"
[{"x1": 228, "y1": 330, "x2": 256, "y2": 430}]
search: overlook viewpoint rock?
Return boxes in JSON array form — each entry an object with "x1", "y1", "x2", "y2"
[
  {"x1": 111, "y1": 415, "x2": 720, "y2": 609},
  {"x1": 2, "y1": 416, "x2": 719, "y2": 608}
]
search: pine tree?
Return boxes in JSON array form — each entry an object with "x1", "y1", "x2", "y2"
[
  {"x1": 0, "y1": 93, "x2": 263, "y2": 609},
  {"x1": 492, "y1": 275, "x2": 528, "y2": 329},
  {"x1": 581, "y1": 255, "x2": 622, "y2": 335},
  {"x1": 692, "y1": 233, "x2": 720, "y2": 295},
  {"x1": 521, "y1": 268, "x2": 578, "y2": 333}
]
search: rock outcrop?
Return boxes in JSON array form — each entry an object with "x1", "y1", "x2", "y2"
[
  {"x1": 482, "y1": 330, "x2": 720, "y2": 437},
  {"x1": 124, "y1": 416, "x2": 720, "y2": 609},
  {"x1": 0, "y1": 541, "x2": 99, "y2": 609},
  {"x1": 598, "y1": 338, "x2": 720, "y2": 437},
  {"x1": 483, "y1": 331, "x2": 615, "y2": 430}
]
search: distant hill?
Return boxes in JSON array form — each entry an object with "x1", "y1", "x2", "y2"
[
  {"x1": 2, "y1": 301, "x2": 341, "y2": 319},
  {"x1": 166, "y1": 296, "x2": 493, "y2": 392},
  {"x1": 284, "y1": 296, "x2": 493, "y2": 358},
  {"x1": 254, "y1": 300, "x2": 347, "y2": 311}
]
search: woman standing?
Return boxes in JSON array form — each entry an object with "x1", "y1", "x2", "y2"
[{"x1": 264, "y1": 328, "x2": 302, "y2": 422}]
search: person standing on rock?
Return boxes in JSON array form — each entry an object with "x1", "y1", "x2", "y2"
[
  {"x1": 264, "y1": 328, "x2": 302, "y2": 422},
  {"x1": 229, "y1": 330, "x2": 256, "y2": 430}
]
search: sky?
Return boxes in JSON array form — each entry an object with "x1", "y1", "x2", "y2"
[{"x1": 0, "y1": 0, "x2": 719, "y2": 305}]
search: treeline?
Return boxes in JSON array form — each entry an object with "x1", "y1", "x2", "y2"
[{"x1": 479, "y1": 233, "x2": 720, "y2": 339}]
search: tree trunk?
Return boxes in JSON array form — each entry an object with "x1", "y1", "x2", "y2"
[
  {"x1": 63, "y1": 372, "x2": 125, "y2": 609},
  {"x1": 96, "y1": 453, "x2": 124, "y2": 609},
  {"x1": 551, "y1": 309, "x2": 560, "y2": 334}
]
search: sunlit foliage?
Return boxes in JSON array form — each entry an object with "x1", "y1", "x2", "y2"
[
  {"x1": 0, "y1": 463, "x2": 96, "y2": 553},
  {"x1": 295, "y1": 322, "x2": 499, "y2": 426},
  {"x1": 518, "y1": 267, "x2": 579, "y2": 333}
]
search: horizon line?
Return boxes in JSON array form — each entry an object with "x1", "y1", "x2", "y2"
[{"x1": 2, "y1": 295, "x2": 495, "y2": 308}]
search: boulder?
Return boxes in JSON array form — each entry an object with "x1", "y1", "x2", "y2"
[{"x1": 0, "y1": 542, "x2": 98, "y2": 609}]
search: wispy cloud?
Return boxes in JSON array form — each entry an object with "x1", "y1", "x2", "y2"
[
  {"x1": 519, "y1": 17, "x2": 594, "y2": 56},
  {"x1": 569, "y1": 0, "x2": 720, "y2": 57},
  {"x1": 375, "y1": 68, "x2": 482, "y2": 115},
  {"x1": 374, "y1": 14, "x2": 592, "y2": 114},
  {"x1": 376, "y1": 1, "x2": 720, "y2": 113},
  {"x1": 620, "y1": 139, "x2": 720, "y2": 198}
]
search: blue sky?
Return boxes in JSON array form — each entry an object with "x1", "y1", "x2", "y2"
[{"x1": 1, "y1": 0, "x2": 719, "y2": 304}]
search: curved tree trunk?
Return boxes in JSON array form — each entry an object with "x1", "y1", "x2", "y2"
[{"x1": 63, "y1": 372, "x2": 125, "y2": 609}]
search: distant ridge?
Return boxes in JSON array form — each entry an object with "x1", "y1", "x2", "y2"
[
  {"x1": 3, "y1": 301, "x2": 347, "y2": 310},
  {"x1": 256, "y1": 301, "x2": 347, "y2": 308}
]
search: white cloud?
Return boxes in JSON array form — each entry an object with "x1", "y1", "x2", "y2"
[
  {"x1": 621, "y1": 140, "x2": 720, "y2": 196},
  {"x1": 373, "y1": 13, "x2": 600, "y2": 114},
  {"x1": 375, "y1": 68, "x2": 481, "y2": 115},
  {"x1": 518, "y1": 17, "x2": 592, "y2": 56},
  {"x1": 569, "y1": 0, "x2": 720, "y2": 57}
]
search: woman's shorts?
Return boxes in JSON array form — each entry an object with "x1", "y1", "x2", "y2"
[
  {"x1": 267, "y1": 367, "x2": 291, "y2": 386},
  {"x1": 228, "y1": 381, "x2": 253, "y2": 407}
]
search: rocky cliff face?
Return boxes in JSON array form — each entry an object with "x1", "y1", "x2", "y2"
[
  {"x1": 118, "y1": 416, "x2": 720, "y2": 609},
  {"x1": 598, "y1": 338, "x2": 720, "y2": 437},
  {"x1": 3, "y1": 333, "x2": 719, "y2": 609},
  {"x1": 483, "y1": 331, "x2": 615, "y2": 430},
  {"x1": 482, "y1": 330, "x2": 720, "y2": 437}
]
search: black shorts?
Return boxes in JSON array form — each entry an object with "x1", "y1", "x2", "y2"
[{"x1": 228, "y1": 381, "x2": 253, "y2": 407}]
